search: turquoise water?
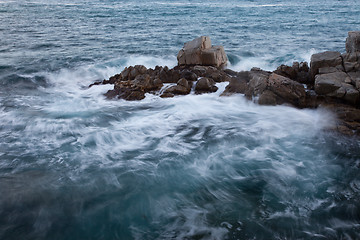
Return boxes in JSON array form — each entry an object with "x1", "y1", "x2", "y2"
[{"x1": 1, "y1": 0, "x2": 360, "y2": 239}]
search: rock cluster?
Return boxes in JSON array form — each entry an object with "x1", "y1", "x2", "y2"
[{"x1": 89, "y1": 33, "x2": 360, "y2": 136}]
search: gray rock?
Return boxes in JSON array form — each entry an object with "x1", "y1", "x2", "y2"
[
  {"x1": 346, "y1": 31, "x2": 360, "y2": 53},
  {"x1": 342, "y1": 52, "x2": 360, "y2": 72},
  {"x1": 310, "y1": 51, "x2": 343, "y2": 81},
  {"x1": 315, "y1": 72, "x2": 359, "y2": 104}
]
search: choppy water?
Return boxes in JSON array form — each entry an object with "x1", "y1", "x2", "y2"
[{"x1": 1, "y1": 0, "x2": 360, "y2": 239}]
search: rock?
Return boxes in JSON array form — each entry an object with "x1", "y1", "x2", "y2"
[
  {"x1": 318, "y1": 67, "x2": 343, "y2": 74},
  {"x1": 106, "y1": 81, "x2": 146, "y2": 101},
  {"x1": 245, "y1": 72, "x2": 306, "y2": 107},
  {"x1": 180, "y1": 70, "x2": 198, "y2": 81},
  {"x1": 131, "y1": 74, "x2": 163, "y2": 91},
  {"x1": 163, "y1": 78, "x2": 192, "y2": 95},
  {"x1": 348, "y1": 71, "x2": 360, "y2": 89},
  {"x1": 159, "y1": 67, "x2": 181, "y2": 83},
  {"x1": 346, "y1": 31, "x2": 360, "y2": 53},
  {"x1": 315, "y1": 72, "x2": 359, "y2": 105},
  {"x1": 195, "y1": 77, "x2": 218, "y2": 94},
  {"x1": 321, "y1": 103, "x2": 360, "y2": 135},
  {"x1": 274, "y1": 64, "x2": 297, "y2": 80},
  {"x1": 120, "y1": 65, "x2": 147, "y2": 81},
  {"x1": 342, "y1": 52, "x2": 360, "y2": 72},
  {"x1": 310, "y1": 51, "x2": 344, "y2": 82},
  {"x1": 201, "y1": 46, "x2": 228, "y2": 67},
  {"x1": 177, "y1": 36, "x2": 228, "y2": 67},
  {"x1": 221, "y1": 71, "x2": 250, "y2": 96},
  {"x1": 273, "y1": 61, "x2": 310, "y2": 84}
]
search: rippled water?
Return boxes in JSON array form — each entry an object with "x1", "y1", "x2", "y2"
[{"x1": 1, "y1": 0, "x2": 360, "y2": 239}]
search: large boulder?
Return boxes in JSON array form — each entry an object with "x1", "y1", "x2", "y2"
[
  {"x1": 245, "y1": 71, "x2": 306, "y2": 108},
  {"x1": 346, "y1": 31, "x2": 360, "y2": 54},
  {"x1": 314, "y1": 72, "x2": 359, "y2": 104},
  {"x1": 310, "y1": 51, "x2": 343, "y2": 82},
  {"x1": 177, "y1": 36, "x2": 228, "y2": 67}
]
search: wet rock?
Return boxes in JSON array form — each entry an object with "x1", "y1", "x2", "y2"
[
  {"x1": 120, "y1": 65, "x2": 147, "y2": 81},
  {"x1": 177, "y1": 36, "x2": 227, "y2": 67},
  {"x1": 322, "y1": 103, "x2": 360, "y2": 135},
  {"x1": 348, "y1": 71, "x2": 360, "y2": 89},
  {"x1": 315, "y1": 72, "x2": 359, "y2": 105},
  {"x1": 195, "y1": 77, "x2": 218, "y2": 94},
  {"x1": 221, "y1": 71, "x2": 250, "y2": 96},
  {"x1": 310, "y1": 51, "x2": 344, "y2": 82},
  {"x1": 245, "y1": 72, "x2": 306, "y2": 107},
  {"x1": 162, "y1": 78, "x2": 192, "y2": 96},
  {"x1": 342, "y1": 52, "x2": 360, "y2": 72},
  {"x1": 106, "y1": 80, "x2": 146, "y2": 101},
  {"x1": 346, "y1": 31, "x2": 360, "y2": 54},
  {"x1": 180, "y1": 70, "x2": 198, "y2": 81},
  {"x1": 274, "y1": 61, "x2": 310, "y2": 84}
]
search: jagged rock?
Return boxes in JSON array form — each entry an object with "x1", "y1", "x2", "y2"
[
  {"x1": 274, "y1": 64, "x2": 297, "y2": 80},
  {"x1": 132, "y1": 74, "x2": 163, "y2": 91},
  {"x1": 346, "y1": 31, "x2": 360, "y2": 53},
  {"x1": 274, "y1": 61, "x2": 310, "y2": 84},
  {"x1": 162, "y1": 78, "x2": 192, "y2": 96},
  {"x1": 221, "y1": 71, "x2": 250, "y2": 96},
  {"x1": 180, "y1": 70, "x2": 198, "y2": 81},
  {"x1": 120, "y1": 65, "x2": 147, "y2": 81},
  {"x1": 315, "y1": 72, "x2": 359, "y2": 105},
  {"x1": 159, "y1": 66, "x2": 181, "y2": 83},
  {"x1": 177, "y1": 36, "x2": 227, "y2": 67},
  {"x1": 195, "y1": 77, "x2": 218, "y2": 94},
  {"x1": 245, "y1": 72, "x2": 306, "y2": 107},
  {"x1": 348, "y1": 71, "x2": 360, "y2": 90},
  {"x1": 105, "y1": 81, "x2": 145, "y2": 101},
  {"x1": 342, "y1": 52, "x2": 360, "y2": 72},
  {"x1": 322, "y1": 103, "x2": 360, "y2": 135},
  {"x1": 310, "y1": 51, "x2": 344, "y2": 82}
]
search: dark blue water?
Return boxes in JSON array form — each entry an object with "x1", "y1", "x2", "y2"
[{"x1": 1, "y1": 0, "x2": 360, "y2": 239}]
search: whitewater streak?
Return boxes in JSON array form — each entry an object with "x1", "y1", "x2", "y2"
[{"x1": 3, "y1": 56, "x2": 357, "y2": 239}]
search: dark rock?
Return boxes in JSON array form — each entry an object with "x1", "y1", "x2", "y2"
[
  {"x1": 195, "y1": 77, "x2": 218, "y2": 94},
  {"x1": 346, "y1": 31, "x2": 360, "y2": 53},
  {"x1": 245, "y1": 72, "x2": 306, "y2": 107},
  {"x1": 310, "y1": 51, "x2": 344, "y2": 82},
  {"x1": 163, "y1": 78, "x2": 192, "y2": 95},
  {"x1": 180, "y1": 70, "x2": 198, "y2": 81},
  {"x1": 274, "y1": 64, "x2": 297, "y2": 80},
  {"x1": 348, "y1": 71, "x2": 360, "y2": 89},
  {"x1": 322, "y1": 103, "x2": 360, "y2": 135},
  {"x1": 274, "y1": 61, "x2": 310, "y2": 84},
  {"x1": 342, "y1": 52, "x2": 360, "y2": 72},
  {"x1": 221, "y1": 71, "x2": 250, "y2": 96},
  {"x1": 160, "y1": 92, "x2": 175, "y2": 98}
]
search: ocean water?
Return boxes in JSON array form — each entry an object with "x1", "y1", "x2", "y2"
[{"x1": 1, "y1": 0, "x2": 360, "y2": 239}]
